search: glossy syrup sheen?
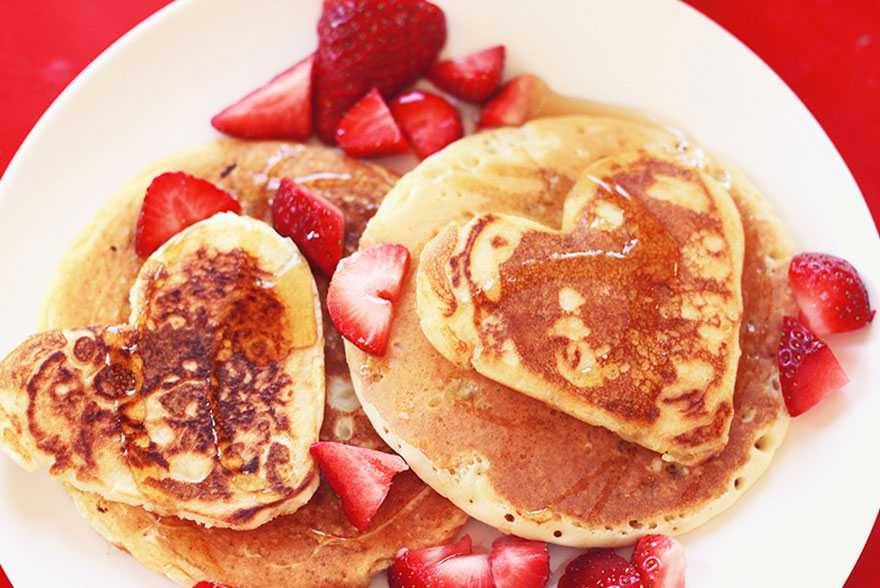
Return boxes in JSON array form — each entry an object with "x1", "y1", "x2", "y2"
[{"x1": 124, "y1": 244, "x2": 313, "y2": 507}]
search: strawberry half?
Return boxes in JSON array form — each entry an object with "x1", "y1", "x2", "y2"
[
  {"x1": 388, "y1": 90, "x2": 463, "y2": 159},
  {"x1": 271, "y1": 177, "x2": 344, "y2": 276},
  {"x1": 309, "y1": 441, "x2": 409, "y2": 533},
  {"x1": 788, "y1": 251, "x2": 875, "y2": 335},
  {"x1": 211, "y1": 53, "x2": 314, "y2": 140},
  {"x1": 314, "y1": 0, "x2": 446, "y2": 143},
  {"x1": 336, "y1": 88, "x2": 410, "y2": 158},
  {"x1": 488, "y1": 536, "x2": 550, "y2": 588},
  {"x1": 632, "y1": 534, "x2": 687, "y2": 588},
  {"x1": 777, "y1": 316, "x2": 849, "y2": 416},
  {"x1": 558, "y1": 549, "x2": 642, "y2": 588},
  {"x1": 327, "y1": 242, "x2": 411, "y2": 355},
  {"x1": 476, "y1": 74, "x2": 543, "y2": 129},
  {"x1": 135, "y1": 171, "x2": 241, "y2": 256},
  {"x1": 388, "y1": 535, "x2": 474, "y2": 588},
  {"x1": 427, "y1": 45, "x2": 506, "y2": 102}
]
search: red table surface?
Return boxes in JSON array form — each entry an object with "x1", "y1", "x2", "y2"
[{"x1": 0, "y1": 0, "x2": 878, "y2": 586}]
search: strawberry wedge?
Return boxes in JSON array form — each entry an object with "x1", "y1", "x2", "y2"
[
  {"x1": 427, "y1": 45, "x2": 506, "y2": 102},
  {"x1": 777, "y1": 316, "x2": 849, "y2": 416},
  {"x1": 488, "y1": 536, "x2": 550, "y2": 588},
  {"x1": 135, "y1": 171, "x2": 241, "y2": 256},
  {"x1": 271, "y1": 177, "x2": 344, "y2": 276},
  {"x1": 558, "y1": 549, "x2": 642, "y2": 588},
  {"x1": 632, "y1": 534, "x2": 687, "y2": 588},
  {"x1": 389, "y1": 90, "x2": 463, "y2": 159},
  {"x1": 336, "y1": 88, "x2": 409, "y2": 158},
  {"x1": 477, "y1": 74, "x2": 542, "y2": 129},
  {"x1": 327, "y1": 243, "x2": 411, "y2": 355},
  {"x1": 211, "y1": 53, "x2": 314, "y2": 140},
  {"x1": 309, "y1": 441, "x2": 408, "y2": 533},
  {"x1": 788, "y1": 252, "x2": 875, "y2": 335},
  {"x1": 388, "y1": 535, "x2": 474, "y2": 588}
]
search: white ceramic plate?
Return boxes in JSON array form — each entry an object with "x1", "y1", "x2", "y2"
[{"x1": 1, "y1": 0, "x2": 878, "y2": 586}]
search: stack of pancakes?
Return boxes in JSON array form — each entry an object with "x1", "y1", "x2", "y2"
[
  {"x1": 0, "y1": 114, "x2": 795, "y2": 586},
  {"x1": 0, "y1": 139, "x2": 467, "y2": 588},
  {"x1": 348, "y1": 115, "x2": 795, "y2": 547}
]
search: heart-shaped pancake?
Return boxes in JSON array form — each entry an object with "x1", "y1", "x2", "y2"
[
  {"x1": 0, "y1": 213, "x2": 325, "y2": 529},
  {"x1": 416, "y1": 150, "x2": 744, "y2": 465}
]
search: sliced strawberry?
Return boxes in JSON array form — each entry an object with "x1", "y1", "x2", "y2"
[
  {"x1": 427, "y1": 45, "x2": 506, "y2": 102},
  {"x1": 135, "y1": 171, "x2": 241, "y2": 256},
  {"x1": 314, "y1": 0, "x2": 446, "y2": 143},
  {"x1": 336, "y1": 88, "x2": 410, "y2": 158},
  {"x1": 488, "y1": 536, "x2": 549, "y2": 588},
  {"x1": 388, "y1": 90, "x2": 463, "y2": 159},
  {"x1": 788, "y1": 252, "x2": 875, "y2": 335},
  {"x1": 631, "y1": 534, "x2": 687, "y2": 588},
  {"x1": 777, "y1": 316, "x2": 849, "y2": 416},
  {"x1": 211, "y1": 53, "x2": 314, "y2": 140},
  {"x1": 431, "y1": 553, "x2": 495, "y2": 588},
  {"x1": 388, "y1": 535, "x2": 474, "y2": 588},
  {"x1": 191, "y1": 582, "x2": 232, "y2": 588},
  {"x1": 309, "y1": 441, "x2": 409, "y2": 533},
  {"x1": 271, "y1": 177, "x2": 344, "y2": 276},
  {"x1": 476, "y1": 74, "x2": 543, "y2": 129},
  {"x1": 327, "y1": 243, "x2": 411, "y2": 355},
  {"x1": 557, "y1": 549, "x2": 642, "y2": 588}
]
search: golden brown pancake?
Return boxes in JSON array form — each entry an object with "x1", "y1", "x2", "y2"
[
  {"x1": 0, "y1": 213, "x2": 324, "y2": 529},
  {"x1": 347, "y1": 115, "x2": 795, "y2": 547},
  {"x1": 416, "y1": 150, "x2": 745, "y2": 465},
  {"x1": 26, "y1": 138, "x2": 467, "y2": 587}
]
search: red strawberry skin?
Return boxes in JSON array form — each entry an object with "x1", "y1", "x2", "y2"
[
  {"x1": 271, "y1": 177, "x2": 344, "y2": 276},
  {"x1": 558, "y1": 549, "x2": 642, "y2": 588},
  {"x1": 135, "y1": 171, "x2": 241, "y2": 256},
  {"x1": 327, "y1": 242, "x2": 411, "y2": 355},
  {"x1": 427, "y1": 45, "x2": 506, "y2": 102},
  {"x1": 191, "y1": 582, "x2": 232, "y2": 588},
  {"x1": 314, "y1": 0, "x2": 446, "y2": 143},
  {"x1": 211, "y1": 53, "x2": 314, "y2": 140},
  {"x1": 309, "y1": 441, "x2": 408, "y2": 533},
  {"x1": 477, "y1": 74, "x2": 542, "y2": 129},
  {"x1": 336, "y1": 88, "x2": 410, "y2": 158},
  {"x1": 777, "y1": 316, "x2": 849, "y2": 416},
  {"x1": 631, "y1": 534, "x2": 687, "y2": 588},
  {"x1": 788, "y1": 252, "x2": 875, "y2": 335},
  {"x1": 389, "y1": 90, "x2": 463, "y2": 159},
  {"x1": 488, "y1": 535, "x2": 549, "y2": 588}
]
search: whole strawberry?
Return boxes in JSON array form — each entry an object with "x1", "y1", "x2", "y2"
[
  {"x1": 558, "y1": 549, "x2": 642, "y2": 588},
  {"x1": 313, "y1": 0, "x2": 446, "y2": 143},
  {"x1": 788, "y1": 252, "x2": 874, "y2": 335}
]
